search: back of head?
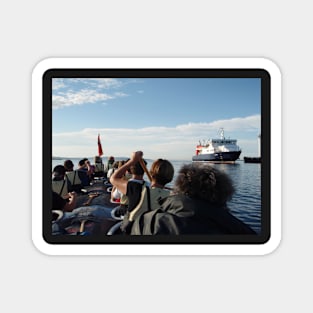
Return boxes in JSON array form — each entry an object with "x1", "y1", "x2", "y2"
[
  {"x1": 150, "y1": 159, "x2": 174, "y2": 186},
  {"x1": 94, "y1": 156, "x2": 102, "y2": 163},
  {"x1": 64, "y1": 159, "x2": 74, "y2": 171},
  {"x1": 52, "y1": 165, "x2": 66, "y2": 180},
  {"x1": 129, "y1": 159, "x2": 147, "y2": 176},
  {"x1": 174, "y1": 163, "x2": 234, "y2": 205},
  {"x1": 108, "y1": 156, "x2": 115, "y2": 164},
  {"x1": 78, "y1": 159, "x2": 88, "y2": 167}
]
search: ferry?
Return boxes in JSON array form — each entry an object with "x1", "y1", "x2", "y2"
[{"x1": 192, "y1": 128, "x2": 241, "y2": 163}]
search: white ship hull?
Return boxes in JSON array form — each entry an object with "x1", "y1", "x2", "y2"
[{"x1": 192, "y1": 128, "x2": 241, "y2": 163}]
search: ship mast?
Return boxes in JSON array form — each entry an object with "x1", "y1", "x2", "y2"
[{"x1": 220, "y1": 128, "x2": 225, "y2": 140}]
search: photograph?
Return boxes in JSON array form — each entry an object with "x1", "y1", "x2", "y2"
[{"x1": 45, "y1": 68, "x2": 270, "y2": 245}]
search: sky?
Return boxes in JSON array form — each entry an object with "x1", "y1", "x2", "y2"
[{"x1": 52, "y1": 77, "x2": 261, "y2": 160}]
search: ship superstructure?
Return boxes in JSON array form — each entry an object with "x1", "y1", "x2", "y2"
[{"x1": 192, "y1": 128, "x2": 241, "y2": 163}]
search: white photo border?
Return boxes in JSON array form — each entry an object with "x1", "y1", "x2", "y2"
[{"x1": 32, "y1": 57, "x2": 281, "y2": 255}]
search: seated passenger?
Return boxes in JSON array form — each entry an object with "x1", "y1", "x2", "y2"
[
  {"x1": 77, "y1": 158, "x2": 94, "y2": 186},
  {"x1": 109, "y1": 161, "x2": 127, "y2": 202},
  {"x1": 64, "y1": 159, "x2": 83, "y2": 192},
  {"x1": 52, "y1": 191, "x2": 77, "y2": 213},
  {"x1": 93, "y1": 156, "x2": 105, "y2": 177},
  {"x1": 104, "y1": 156, "x2": 115, "y2": 178},
  {"x1": 130, "y1": 163, "x2": 256, "y2": 235},
  {"x1": 52, "y1": 165, "x2": 69, "y2": 198},
  {"x1": 110, "y1": 151, "x2": 174, "y2": 233},
  {"x1": 52, "y1": 190, "x2": 77, "y2": 234},
  {"x1": 107, "y1": 160, "x2": 119, "y2": 182},
  {"x1": 110, "y1": 185, "x2": 122, "y2": 203}
]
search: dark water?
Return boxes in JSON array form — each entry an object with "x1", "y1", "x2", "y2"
[{"x1": 52, "y1": 158, "x2": 261, "y2": 234}]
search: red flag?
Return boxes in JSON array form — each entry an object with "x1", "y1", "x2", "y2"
[{"x1": 98, "y1": 134, "x2": 103, "y2": 156}]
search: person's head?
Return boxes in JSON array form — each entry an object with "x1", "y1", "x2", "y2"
[
  {"x1": 64, "y1": 159, "x2": 74, "y2": 171},
  {"x1": 173, "y1": 163, "x2": 234, "y2": 205},
  {"x1": 52, "y1": 165, "x2": 66, "y2": 180},
  {"x1": 113, "y1": 161, "x2": 120, "y2": 169},
  {"x1": 108, "y1": 156, "x2": 115, "y2": 164},
  {"x1": 150, "y1": 159, "x2": 174, "y2": 186},
  {"x1": 94, "y1": 156, "x2": 102, "y2": 164},
  {"x1": 129, "y1": 159, "x2": 147, "y2": 176},
  {"x1": 78, "y1": 158, "x2": 88, "y2": 167}
]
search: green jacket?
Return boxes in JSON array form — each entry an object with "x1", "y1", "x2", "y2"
[{"x1": 131, "y1": 194, "x2": 256, "y2": 235}]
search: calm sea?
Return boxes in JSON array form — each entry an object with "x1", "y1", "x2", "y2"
[{"x1": 52, "y1": 158, "x2": 261, "y2": 234}]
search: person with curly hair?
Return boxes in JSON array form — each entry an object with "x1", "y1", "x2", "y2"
[{"x1": 131, "y1": 163, "x2": 256, "y2": 235}]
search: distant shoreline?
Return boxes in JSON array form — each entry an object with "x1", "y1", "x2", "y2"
[
  {"x1": 52, "y1": 156, "x2": 188, "y2": 163},
  {"x1": 52, "y1": 156, "x2": 154, "y2": 162}
]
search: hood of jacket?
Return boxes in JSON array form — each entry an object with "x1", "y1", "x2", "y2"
[{"x1": 157, "y1": 194, "x2": 256, "y2": 234}]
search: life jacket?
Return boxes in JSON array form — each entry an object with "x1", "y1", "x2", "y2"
[
  {"x1": 121, "y1": 183, "x2": 170, "y2": 233},
  {"x1": 66, "y1": 170, "x2": 82, "y2": 185},
  {"x1": 105, "y1": 161, "x2": 114, "y2": 173},
  {"x1": 95, "y1": 163, "x2": 104, "y2": 172},
  {"x1": 129, "y1": 185, "x2": 170, "y2": 222},
  {"x1": 52, "y1": 179, "x2": 69, "y2": 198},
  {"x1": 120, "y1": 193, "x2": 128, "y2": 205},
  {"x1": 94, "y1": 163, "x2": 104, "y2": 177},
  {"x1": 65, "y1": 170, "x2": 83, "y2": 192}
]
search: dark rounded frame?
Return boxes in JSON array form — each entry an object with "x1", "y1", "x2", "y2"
[{"x1": 42, "y1": 68, "x2": 270, "y2": 245}]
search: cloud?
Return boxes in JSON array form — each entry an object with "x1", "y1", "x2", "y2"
[
  {"x1": 113, "y1": 92, "x2": 128, "y2": 98},
  {"x1": 54, "y1": 78, "x2": 122, "y2": 89},
  {"x1": 52, "y1": 90, "x2": 114, "y2": 109},
  {"x1": 52, "y1": 79, "x2": 65, "y2": 90},
  {"x1": 53, "y1": 115, "x2": 261, "y2": 160},
  {"x1": 52, "y1": 78, "x2": 130, "y2": 109}
]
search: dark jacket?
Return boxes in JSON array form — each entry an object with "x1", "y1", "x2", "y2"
[{"x1": 131, "y1": 194, "x2": 256, "y2": 235}]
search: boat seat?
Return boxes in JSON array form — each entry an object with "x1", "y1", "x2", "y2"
[
  {"x1": 110, "y1": 205, "x2": 124, "y2": 220},
  {"x1": 106, "y1": 221, "x2": 123, "y2": 235}
]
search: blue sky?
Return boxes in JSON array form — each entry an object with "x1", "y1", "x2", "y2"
[{"x1": 52, "y1": 77, "x2": 261, "y2": 160}]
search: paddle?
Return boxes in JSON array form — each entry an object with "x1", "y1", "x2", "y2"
[
  {"x1": 139, "y1": 159, "x2": 152, "y2": 182},
  {"x1": 79, "y1": 219, "x2": 87, "y2": 233},
  {"x1": 139, "y1": 158, "x2": 173, "y2": 190}
]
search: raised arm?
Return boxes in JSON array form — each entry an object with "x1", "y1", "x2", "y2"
[
  {"x1": 110, "y1": 151, "x2": 143, "y2": 195},
  {"x1": 85, "y1": 160, "x2": 94, "y2": 177}
]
